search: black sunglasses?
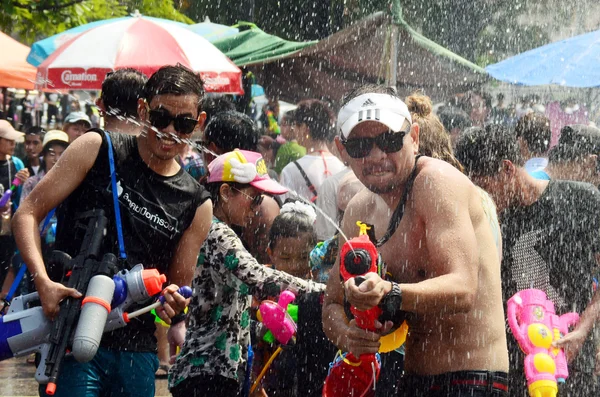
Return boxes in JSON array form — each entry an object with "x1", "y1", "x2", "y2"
[
  {"x1": 342, "y1": 130, "x2": 408, "y2": 158},
  {"x1": 232, "y1": 187, "x2": 264, "y2": 208},
  {"x1": 148, "y1": 108, "x2": 198, "y2": 135}
]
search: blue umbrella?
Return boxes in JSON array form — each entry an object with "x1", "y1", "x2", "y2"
[
  {"x1": 27, "y1": 15, "x2": 189, "y2": 67},
  {"x1": 188, "y1": 22, "x2": 239, "y2": 43},
  {"x1": 486, "y1": 29, "x2": 600, "y2": 87}
]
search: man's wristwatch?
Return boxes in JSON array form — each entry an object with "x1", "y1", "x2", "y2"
[
  {"x1": 170, "y1": 312, "x2": 187, "y2": 326},
  {"x1": 378, "y1": 281, "x2": 403, "y2": 323}
]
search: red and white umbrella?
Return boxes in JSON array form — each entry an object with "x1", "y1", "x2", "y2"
[{"x1": 35, "y1": 16, "x2": 243, "y2": 94}]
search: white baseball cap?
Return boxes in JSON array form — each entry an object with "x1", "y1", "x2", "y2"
[
  {"x1": 337, "y1": 93, "x2": 412, "y2": 139},
  {"x1": 0, "y1": 120, "x2": 24, "y2": 143}
]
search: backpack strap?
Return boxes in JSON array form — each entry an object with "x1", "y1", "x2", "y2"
[{"x1": 293, "y1": 161, "x2": 318, "y2": 203}]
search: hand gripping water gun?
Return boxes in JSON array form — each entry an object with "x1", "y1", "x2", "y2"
[
  {"x1": 507, "y1": 289, "x2": 580, "y2": 397},
  {"x1": 0, "y1": 177, "x2": 21, "y2": 208},
  {"x1": 323, "y1": 221, "x2": 382, "y2": 397},
  {"x1": 251, "y1": 290, "x2": 297, "y2": 394}
]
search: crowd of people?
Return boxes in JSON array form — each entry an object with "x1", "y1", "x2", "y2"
[{"x1": 1, "y1": 64, "x2": 600, "y2": 397}]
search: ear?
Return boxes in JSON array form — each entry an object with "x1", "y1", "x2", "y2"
[
  {"x1": 501, "y1": 159, "x2": 516, "y2": 176},
  {"x1": 95, "y1": 97, "x2": 105, "y2": 113},
  {"x1": 410, "y1": 122, "x2": 420, "y2": 154},
  {"x1": 267, "y1": 246, "x2": 273, "y2": 258},
  {"x1": 219, "y1": 183, "x2": 230, "y2": 203},
  {"x1": 197, "y1": 111, "x2": 207, "y2": 132},
  {"x1": 334, "y1": 136, "x2": 346, "y2": 159},
  {"x1": 137, "y1": 98, "x2": 147, "y2": 121}
]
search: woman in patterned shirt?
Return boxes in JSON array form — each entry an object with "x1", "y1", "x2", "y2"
[{"x1": 169, "y1": 150, "x2": 325, "y2": 397}]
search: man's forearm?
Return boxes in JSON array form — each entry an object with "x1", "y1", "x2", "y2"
[
  {"x1": 399, "y1": 273, "x2": 477, "y2": 315},
  {"x1": 12, "y1": 212, "x2": 49, "y2": 288},
  {"x1": 322, "y1": 301, "x2": 350, "y2": 348}
]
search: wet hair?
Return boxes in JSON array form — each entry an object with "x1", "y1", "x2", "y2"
[
  {"x1": 515, "y1": 113, "x2": 551, "y2": 154},
  {"x1": 204, "y1": 111, "x2": 260, "y2": 152},
  {"x1": 281, "y1": 109, "x2": 296, "y2": 124},
  {"x1": 455, "y1": 124, "x2": 523, "y2": 176},
  {"x1": 293, "y1": 99, "x2": 336, "y2": 142},
  {"x1": 436, "y1": 106, "x2": 471, "y2": 133},
  {"x1": 548, "y1": 125, "x2": 600, "y2": 163},
  {"x1": 143, "y1": 64, "x2": 204, "y2": 114},
  {"x1": 25, "y1": 126, "x2": 45, "y2": 137},
  {"x1": 341, "y1": 84, "x2": 398, "y2": 107},
  {"x1": 201, "y1": 96, "x2": 236, "y2": 124},
  {"x1": 101, "y1": 68, "x2": 148, "y2": 118},
  {"x1": 268, "y1": 200, "x2": 317, "y2": 250},
  {"x1": 406, "y1": 92, "x2": 464, "y2": 172}
]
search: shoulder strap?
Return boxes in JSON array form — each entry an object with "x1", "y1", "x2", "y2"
[
  {"x1": 103, "y1": 131, "x2": 127, "y2": 261},
  {"x1": 377, "y1": 155, "x2": 422, "y2": 247},
  {"x1": 293, "y1": 160, "x2": 318, "y2": 202}
]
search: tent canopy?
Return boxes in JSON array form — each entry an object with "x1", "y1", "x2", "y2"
[
  {"x1": 0, "y1": 31, "x2": 36, "y2": 89},
  {"x1": 236, "y1": 11, "x2": 487, "y2": 103},
  {"x1": 212, "y1": 22, "x2": 316, "y2": 67},
  {"x1": 486, "y1": 29, "x2": 600, "y2": 87}
]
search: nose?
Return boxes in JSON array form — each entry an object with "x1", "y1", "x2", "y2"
[{"x1": 365, "y1": 142, "x2": 386, "y2": 162}]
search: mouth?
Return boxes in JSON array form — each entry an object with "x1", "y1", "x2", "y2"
[
  {"x1": 156, "y1": 133, "x2": 177, "y2": 149},
  {"x1": 363, "y1": 166, "x2": 395, "y2": 177}
]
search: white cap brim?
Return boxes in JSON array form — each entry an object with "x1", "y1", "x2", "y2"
[{"x1": 337, "y1": 93, "x2": 412, "y2": 139}]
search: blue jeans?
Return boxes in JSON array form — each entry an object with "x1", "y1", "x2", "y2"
[{"x1": 39, "y1": 347, "x2": 159, "y2": 397}]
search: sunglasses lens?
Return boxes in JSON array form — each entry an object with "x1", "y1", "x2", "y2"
[
  {"x1": 149, "y1": 110, "x2": 171, "y2": 130},
  {"x1": 378, "y1": 132, "x2": 405, "y2": 154},
  {"x1": 344, "y1": 138, "x2": 373, "y2": 158},
  {"x1": 174, "y1": 118, "x2": 197, "y2": 135}
]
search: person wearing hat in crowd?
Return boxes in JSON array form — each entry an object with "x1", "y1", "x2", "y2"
[
  {"x1": 0, "y1": 120, "x2": 29, "y2": 300},
  {"x1": 322, "y1": 84, "x2": 509, "y2": 396},
  {"x1": 540, "y1": 124, "x2": 600, "y2": 186},
  {"x1": 169, "y1": 149, "x2": 325, "y2": 397},
  {"x1": 21, "y1": 130, "x2": 70, "y2": 201},
  {"x1": 61, "y1": 111, "x2": 91, "y2": 142}
]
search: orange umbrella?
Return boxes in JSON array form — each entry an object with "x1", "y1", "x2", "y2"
[{"x1": 0, "y1": 31, "x2": 36, "y2": 89}]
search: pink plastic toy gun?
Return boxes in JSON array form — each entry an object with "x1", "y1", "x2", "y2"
[
  {"x1": 256, "y1": 290, "x2": 296, "y2": 345},
  {"x1": 0, "y1": 178, "x2": 21, "y2": 208},
  {"x1": 507, "y1": 289, "x2": 579, "y2": 397}
]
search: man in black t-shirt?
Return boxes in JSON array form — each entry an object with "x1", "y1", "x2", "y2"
[
  {"x1": 456, "y1": 125, "x2": 600, "y2": 397},
  {"x1": 14, "y1": 65, "x2": 213, "y2": 397}
]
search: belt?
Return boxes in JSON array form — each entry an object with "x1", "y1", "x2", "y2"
[{"x1": 428, "y1": 371, "x2": 508, "y2": 393}]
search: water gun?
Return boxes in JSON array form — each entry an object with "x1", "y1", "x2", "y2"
[
  {"x1": 0, "y1": 210, "x2": 191, "y2": 395},
  {"x1": 257, "y1": 290, "x2": 297, "y2": 345},
  {"x1": 266, "y1": 111, "x2": 280, "y2": 135},
  {"x1": 323, "y1": 221, "x2": 381, "y2": 397},
  {"x1": 507, "y1": 289, "x2": 580, "y2": 397},
  {"x1": 0, "y1": 177, "x2": 21, "y2": 208},
  {"x1": 251, "y1": 291, "x2": 297, "y2": 394}
]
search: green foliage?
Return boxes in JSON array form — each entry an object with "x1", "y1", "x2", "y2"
[{"x1": 1, "y1": 0, "x2": 191, "y2": 45}]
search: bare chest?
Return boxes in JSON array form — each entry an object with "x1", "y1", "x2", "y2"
[{"x1": 364, "y1": 205, "x2": 429, "y2": 284}]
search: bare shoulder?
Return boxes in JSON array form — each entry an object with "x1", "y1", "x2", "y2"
[
  {"x1": 344, "y1": 187, "x2": 378, "y2": 227},
  {"x1": 412, "y1": 157, "x2": 475, "y2": 214}
]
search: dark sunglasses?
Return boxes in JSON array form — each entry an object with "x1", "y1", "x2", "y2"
[
  {"x1": 148, "y1": 108, "x2": 198, "y2": 135},
  {"x1": 341, "y1": 130, "x2": 408, "y2": 158},
  {"x1": 232, "y1": 187, "x2": 264, "y2": 208}
]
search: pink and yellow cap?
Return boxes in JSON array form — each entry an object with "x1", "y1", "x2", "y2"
[{"x1": 207, "y1": 149, "x2": 288, "y2": 195}]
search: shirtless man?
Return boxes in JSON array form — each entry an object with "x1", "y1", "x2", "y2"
[{"x1": 322, "y1": 84, "x2": 509, "y2": 395}]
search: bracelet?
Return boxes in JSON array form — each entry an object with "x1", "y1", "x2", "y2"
[
  {"x1": 378, "y1": 281, "x2": 403, "y2": 323},
  {"x1": 170, "y1": 312, "x2": 187, "y2": 325}
]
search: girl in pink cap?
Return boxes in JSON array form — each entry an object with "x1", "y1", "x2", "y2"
[{"x1": 169, "y1": 150, "x2": 325, "y2": 397}]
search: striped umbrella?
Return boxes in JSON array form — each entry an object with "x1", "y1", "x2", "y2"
[{"x1": 35, "y1": 15, "x2": 242, "y2": 94}]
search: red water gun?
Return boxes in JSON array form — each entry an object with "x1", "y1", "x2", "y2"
[{"x1": 323, "y1": 222, "x2": 381, "y2": 397}]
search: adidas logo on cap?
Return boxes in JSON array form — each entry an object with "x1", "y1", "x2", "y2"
[{"x1": 362, "y1": 98, "x2": 376, "y2": 107}]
